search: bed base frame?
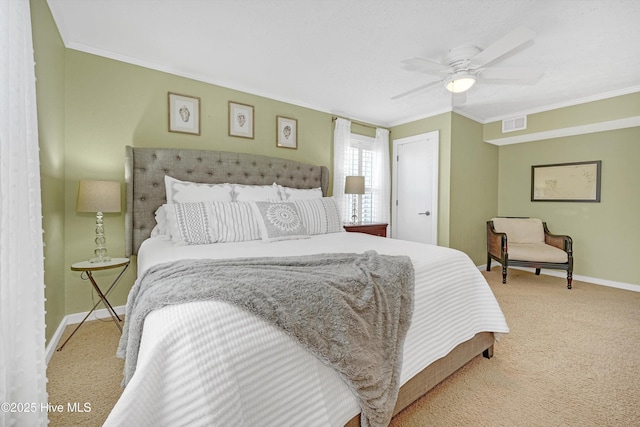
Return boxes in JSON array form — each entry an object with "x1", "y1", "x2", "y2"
[{"x1": 345, "y1": 332, "x2": 494, "y2": 426}]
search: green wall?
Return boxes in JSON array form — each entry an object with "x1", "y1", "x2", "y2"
[
  {"x1": 31, "y1": 0, "x2": 66, "y2": 343},
  {"x1": 449, "y1": 114, "x2": 499, "y2": 264},
  {"x1": 496, "y1": 126, "x2": 640, "y2": 284},
  {"x1": 487, "y1": 93, "x2": 640, "y2": 285},
  {"x1": 62, "y1": 51, "x2": 335, "y2": 314}
]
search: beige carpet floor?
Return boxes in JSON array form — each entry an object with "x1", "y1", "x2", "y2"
[{"x1": 47, "y1": 267, "x2": 640, "y2": 426}]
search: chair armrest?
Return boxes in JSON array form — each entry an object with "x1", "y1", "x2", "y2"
[
  {"x1": 543, "y1": 222, "x2": 573, "y2": 255},
  {"x1": 487, "y1": 221, "x2": 507, "y2": 257}
]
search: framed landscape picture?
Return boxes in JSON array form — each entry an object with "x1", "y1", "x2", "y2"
[
  {"x1": 531, "y1": 160, "x2": 601, "y2": 202},
  {"x1": 276, "y1": 116, "x2": 297, "y2": 149},
  {"x1": 228, "y1": 101, "x2": 254, "y2": 139},
  {"x1": 168, "y1": 92, "x2": 200, "y2": 135}
]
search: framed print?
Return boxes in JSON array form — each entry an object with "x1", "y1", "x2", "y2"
[
  {"x1": 168, "y1": 92, "x2": 200, "y2": 135},
  {"x1": 228, "y1": 101, "x2": 254, "y2": 139},
  {"x1": 276, "y1": 116, "x2": 297, "y2": 149},
  {"x1": 531, "y1": 160, "x2": 601, "y2": 202}
]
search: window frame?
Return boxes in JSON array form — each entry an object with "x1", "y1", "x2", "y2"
[{"x1": 345, "y1": 133, "x2": 377, "y2": 223}]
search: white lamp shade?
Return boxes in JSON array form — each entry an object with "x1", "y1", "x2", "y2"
[
  {"x1": 344, "y1": 176, "x2": 365, "y2": 194},
  {"x1": 77, "y1": 180, "x2": 121, "y2": 213}
]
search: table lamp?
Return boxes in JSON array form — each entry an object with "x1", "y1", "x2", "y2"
[
  {"x1": 344, "y1": 175, "x2": 365, "y2": 224},
  {"x1": 77, "y1": 180, "x2": 121, "y2": 263}
]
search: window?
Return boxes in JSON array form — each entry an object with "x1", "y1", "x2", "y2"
[
  {"x1": 344, "y1": 134, "x2": 378, "y2": 223},
  {"x1": 333, "y1": 119, "x2": 389, "y2": 226}
]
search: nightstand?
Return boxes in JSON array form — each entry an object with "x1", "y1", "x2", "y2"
[
  {"x1": 57, "y1": 257, "x2": 130, "y2": 351},
  {"x1": 343, "y1": 223, "x2": 388, "y2": 237}
]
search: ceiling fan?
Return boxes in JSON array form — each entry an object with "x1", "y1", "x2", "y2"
[{"x1": 392, "y1": 27, "x2": 543, "y2": 100}]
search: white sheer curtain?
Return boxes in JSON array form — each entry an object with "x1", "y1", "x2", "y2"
[
  {"x1": 332, "y1": 118, "x2": 351, "y2": 216},
  {"x1": 372, "y1": 128, "x2": 391, "y2": 223},
  {"x1": 0, "y1": 1, "x2": 49, "y2": 426}
]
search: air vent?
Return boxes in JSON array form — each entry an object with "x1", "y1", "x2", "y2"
[{"x1": 502, "y1": 116, "x2": 527, "y2": 133}]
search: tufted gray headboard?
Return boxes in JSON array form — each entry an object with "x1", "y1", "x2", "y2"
[{"x1": 125, "y1": 145, "x2": 330, "y2": 256}]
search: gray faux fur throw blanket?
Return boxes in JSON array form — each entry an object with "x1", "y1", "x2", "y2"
[{"x1": 117, "y1": 250, "x2": 415, "y2": 427}]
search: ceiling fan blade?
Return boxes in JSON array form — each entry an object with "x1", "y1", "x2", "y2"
[
  {"x1": 401, "y1": 57, "x2": 448, "y2": 75},
  {"x1": 391, "y1": 80, "x2": 441, "y2": 100},
  {"x1": 470, "y1": 26, "x2": 535, "y2": 68},
  {"x1": 479, "y1": 67, "x2": 543, "y2": 80}
]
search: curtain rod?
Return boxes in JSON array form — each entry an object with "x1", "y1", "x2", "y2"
[{"x1": 331, "y1": 116, "x2": 389, "y2": 132}]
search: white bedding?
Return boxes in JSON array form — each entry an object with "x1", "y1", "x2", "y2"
[{"x1": 105, "y1": 233, "x2": 509, "y2": 427}]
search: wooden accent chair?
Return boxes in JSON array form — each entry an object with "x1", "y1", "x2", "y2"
[{"x1": 487, "y1": 217, "x2": 573, "y2": 289}]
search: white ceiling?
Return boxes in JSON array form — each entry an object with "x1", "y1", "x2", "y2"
[{"x1": 47, "y1": 0, "x2": 640, "y2": 127}]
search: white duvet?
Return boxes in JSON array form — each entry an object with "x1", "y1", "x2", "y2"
[{"x1": 104, "y1": 232, "x2": 509, "y2": 427}]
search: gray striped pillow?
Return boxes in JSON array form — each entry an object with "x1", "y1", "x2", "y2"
[
  {"x1": 293, "y1": 197, "x2": 344, "y2": 235},
  {"x1": 209, "y1": 201, "x2": 261, "y2": 243}
]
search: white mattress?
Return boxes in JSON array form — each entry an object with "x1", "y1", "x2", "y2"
[{"x1": 105, "y1": 233, "x2": 509, "y2": 427}]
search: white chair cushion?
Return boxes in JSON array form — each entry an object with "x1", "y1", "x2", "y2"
[
  {"x1": 508, "y1": 243, "x2": 568, "y2": 263},
  {"x1": 492, "y1": 217, "x2": 545, "y2": 244}
]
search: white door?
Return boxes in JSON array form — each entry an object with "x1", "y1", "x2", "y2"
[{"x1": 392, "y1": 131, "x2": 439, "y2": 244}]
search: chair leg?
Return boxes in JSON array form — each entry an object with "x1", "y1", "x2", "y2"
[
  {"x1": 502, "y1": 265, "x2": 507, "y2": 284},
  {"x1": 535, "y1": 268, "x2": 541, "y2": 275},
  {"x1": 486, "y1": 255, "x2": 492, "y2": 271},
  {"x1": 567, "y1": 272, "x2": 573, "y2": 290}
]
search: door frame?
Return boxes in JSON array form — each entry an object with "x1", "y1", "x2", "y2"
[{"x1": 391, "y1": 131, "x2": 439, "y2": 243}]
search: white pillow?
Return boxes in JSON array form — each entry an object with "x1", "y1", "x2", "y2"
[
  {"x1": 278, "y1": 185, "x2": 323, "y2": 200},
  {"x1": 165, "y1": 202, "x2": 217, "y2": 245},
  {"x1": 209, "y1": 201, "x2": 261, "y2": 243},
  {"x1": 151, "y1": 205, "x2": 169, "y2": 237},
  {"x1": 293, "y1": 197, "x2": 344, "y2": 235},
  {"x1": 165, "y1": 175, "x2": 233, "y2": 204},
  {"x1": 250, "y1": 201, "x2": 309, "y2": 242},
  {"x1": 233, "y1": 183, "x2": 282, "y2": 201}
]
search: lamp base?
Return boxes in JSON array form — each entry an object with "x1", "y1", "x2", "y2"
[
  {"x1": 351, "y1": 198, "x2": 359, "y2": 225},
  {"x1": 90, "y1": 211, "x2": 110, "y2": 263}
]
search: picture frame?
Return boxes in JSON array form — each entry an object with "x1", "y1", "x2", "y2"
[
  {"x1": 228, "y1": 101, "x2": 254, "y2": 139},
  {"x1": 276, "y1": 116, "x2": 297, "y2": 149},
  {"x1": 531, "y1": 160, "x2": 602, "y2": 202},
  {"x1": 168, "y1": 92, "x2": 200, "y2": 135}
]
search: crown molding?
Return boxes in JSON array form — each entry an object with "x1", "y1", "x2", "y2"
[
  {"x1": 485, "y1": 116, "x2": 640, "y2": 146},
  {"x1": 482, "y1": 86, "x2": 640, "y2": 124}
]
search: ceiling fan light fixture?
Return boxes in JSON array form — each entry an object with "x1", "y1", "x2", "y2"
[{"x1": 445, "y1": 74, "x2": 476, "y2": 93}]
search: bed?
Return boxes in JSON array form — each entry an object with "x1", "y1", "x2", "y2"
[{"x1": 105, "y1": 146, "x2": 509, "y2": 427}]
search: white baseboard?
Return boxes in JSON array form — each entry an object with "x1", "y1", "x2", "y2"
[
  {"x1": 478, "y1": 264, "x2": 640, "y2": 293},
  {"x1": 45, "y1": 305, "x2": 125, "y2": 364}
]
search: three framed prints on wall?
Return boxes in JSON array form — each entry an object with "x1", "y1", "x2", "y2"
[{"x1": 168, "y1": 92, "x2": 297, "y2": 149}]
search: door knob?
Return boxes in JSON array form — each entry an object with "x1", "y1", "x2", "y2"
[{"x1": 418, "y1": 211, "x2": 431, "y2": 216}]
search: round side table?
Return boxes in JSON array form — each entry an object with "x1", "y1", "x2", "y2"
[{"x1": 57, "y1": 257, "x2": 130, "y2": 351}]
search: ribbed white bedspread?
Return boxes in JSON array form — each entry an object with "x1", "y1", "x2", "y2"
[{"x1": 104, "y1": 233, "x2": 509, "y2": 427}]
